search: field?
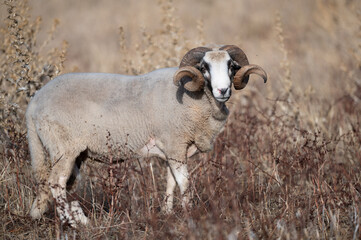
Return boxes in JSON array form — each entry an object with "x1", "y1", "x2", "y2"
[{"x1": 1, "y1": 0, "x2": 360, "y2": 239}]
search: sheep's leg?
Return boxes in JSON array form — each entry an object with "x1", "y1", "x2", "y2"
[
  {"x1": 30, "y1": 181, "x2": 52, "y2": 219},
  {"x1": 48, "y1": 152, "x2": 89, "y2": 227},
  {"x1": 28, "y1": 120, "x2": 52, "y2": 219},
  {"x1": 30, "y1": 182, "x2": 52, "y2": 219},
  {"x1": 166, "y1": 160, "x2": 189, "y2": 211},
  {"x1": 164, "y1": 166, "x2": 176, "y2": 212}
]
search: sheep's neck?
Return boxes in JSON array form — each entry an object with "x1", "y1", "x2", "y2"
[{"x1": 204, "y1": 87, "x2": 229, "y2": 121}]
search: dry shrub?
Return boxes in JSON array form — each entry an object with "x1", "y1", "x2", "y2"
[
  {"x1": 0, "y1": 0, "x2": 360, "y2": 239},
  {"x1": 117, "y1": 0, "x2": 205, "y2": 75},
  {"x1": 0, "y1": 0, "x2": 67, "y2": 142},
  {"x1": 0, "y1": 0, "x2": 67, "y2": 238}
]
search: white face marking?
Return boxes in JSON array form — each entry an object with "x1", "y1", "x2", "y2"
[{"x1": 203, "y1": 51, "x2": 232, "y2": 102}]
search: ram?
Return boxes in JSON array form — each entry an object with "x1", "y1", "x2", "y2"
[{"x1": 26, "y1": 45, "x2": 267, "y2": 226}]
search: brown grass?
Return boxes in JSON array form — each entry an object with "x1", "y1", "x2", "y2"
[{"x1": 1, "y1": 0, "x2": 361, "y2": 239}]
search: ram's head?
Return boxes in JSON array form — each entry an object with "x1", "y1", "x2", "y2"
[{"x1": 174, "y1": 45, "x2": 268, "y2": 103}]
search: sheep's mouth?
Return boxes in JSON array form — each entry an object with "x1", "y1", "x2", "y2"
[{"x1": 215, "y1": 97, "x2": 230, "y2": 103}]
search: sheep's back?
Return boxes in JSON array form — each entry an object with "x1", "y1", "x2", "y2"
[{"x1": 27, "y1": 68, "x2": 193, "y2": 155}]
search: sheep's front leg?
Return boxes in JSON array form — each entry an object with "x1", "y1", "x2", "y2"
[
  {"x1": 165, "y1": 160, "x2": 189, "y2": 212},
  {"x1": 48, "y1": 153, "x2": 89, "y2": 227},
  {"x1": 164, "y1": 167, "x2": 176, "y2": 212}
]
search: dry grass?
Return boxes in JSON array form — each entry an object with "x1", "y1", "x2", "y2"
[{"x1": 1, "y1": 0, "x2": 361, "y2": 239}]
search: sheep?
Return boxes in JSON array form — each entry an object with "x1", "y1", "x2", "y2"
[{"x1": 26, "y1": 45, "x2": 267, "y2": 226}]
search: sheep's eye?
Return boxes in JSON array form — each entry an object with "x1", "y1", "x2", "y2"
[
  {"x1": 228, "y1": 60, "x2": 236, "y2": 76},
  {"x1": 227, "y1": 60, "x2": 232, "y2": 69},
  {"x1": 229, "y1": 61, "x2": 240, "y2": 75},
  {"x1": 200, "y1": 62, "x2": 209, "y2": 73}
]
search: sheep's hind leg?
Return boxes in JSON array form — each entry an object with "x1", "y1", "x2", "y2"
[
  {"x1": 28, "y1": 123, "x2": 52, "y2": 219},
  {"x1": 48, "y1": 152, "x2": 89, "y2": 227},
  {"x1": 30, "y1": 181, "x2": 52, "y2": 219}
]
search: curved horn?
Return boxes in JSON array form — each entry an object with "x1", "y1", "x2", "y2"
[
  {"x1": 220, "y1": 45, "x2": 267, "y2": 90},
  {"x1": 173, "y1": 66, "x2": 205, "y2": 92},
  {"x1": 174, "y1": 47, "x2": 211, "y2": 91},
  {"x1": 179, "y1": 47, "x2": 212, "y2": 67},
  {"x1": 233, "y1": 64, "x2": 268, "y2": 90},
  {"x1": 220, "y1": 45, "x2": 249, "y2": 67}
]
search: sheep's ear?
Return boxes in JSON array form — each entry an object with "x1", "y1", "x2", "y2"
[
  {"x1": 173, "y1": 66, "x2": 205, "y2": 92},
  {"x1": 233, "y1": 64, "x2": 267, "y2": 90}
]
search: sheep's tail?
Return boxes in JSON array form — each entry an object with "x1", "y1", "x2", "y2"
[{"x1": 26, "y1": 104, "x2": 47, "y2": 181}]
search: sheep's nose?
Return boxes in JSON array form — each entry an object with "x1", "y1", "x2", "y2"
[{"x1": 218, "y1": 88, "x2": 229, "y2": 95}]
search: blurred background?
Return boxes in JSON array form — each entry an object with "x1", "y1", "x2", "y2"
[{"x1": 6, "y1": 0, "x2": 360, "y2": 95}]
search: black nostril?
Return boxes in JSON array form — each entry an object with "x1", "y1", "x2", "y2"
[{"x1": 218, "y1": 88, "x2": 228, "y2": 95}]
